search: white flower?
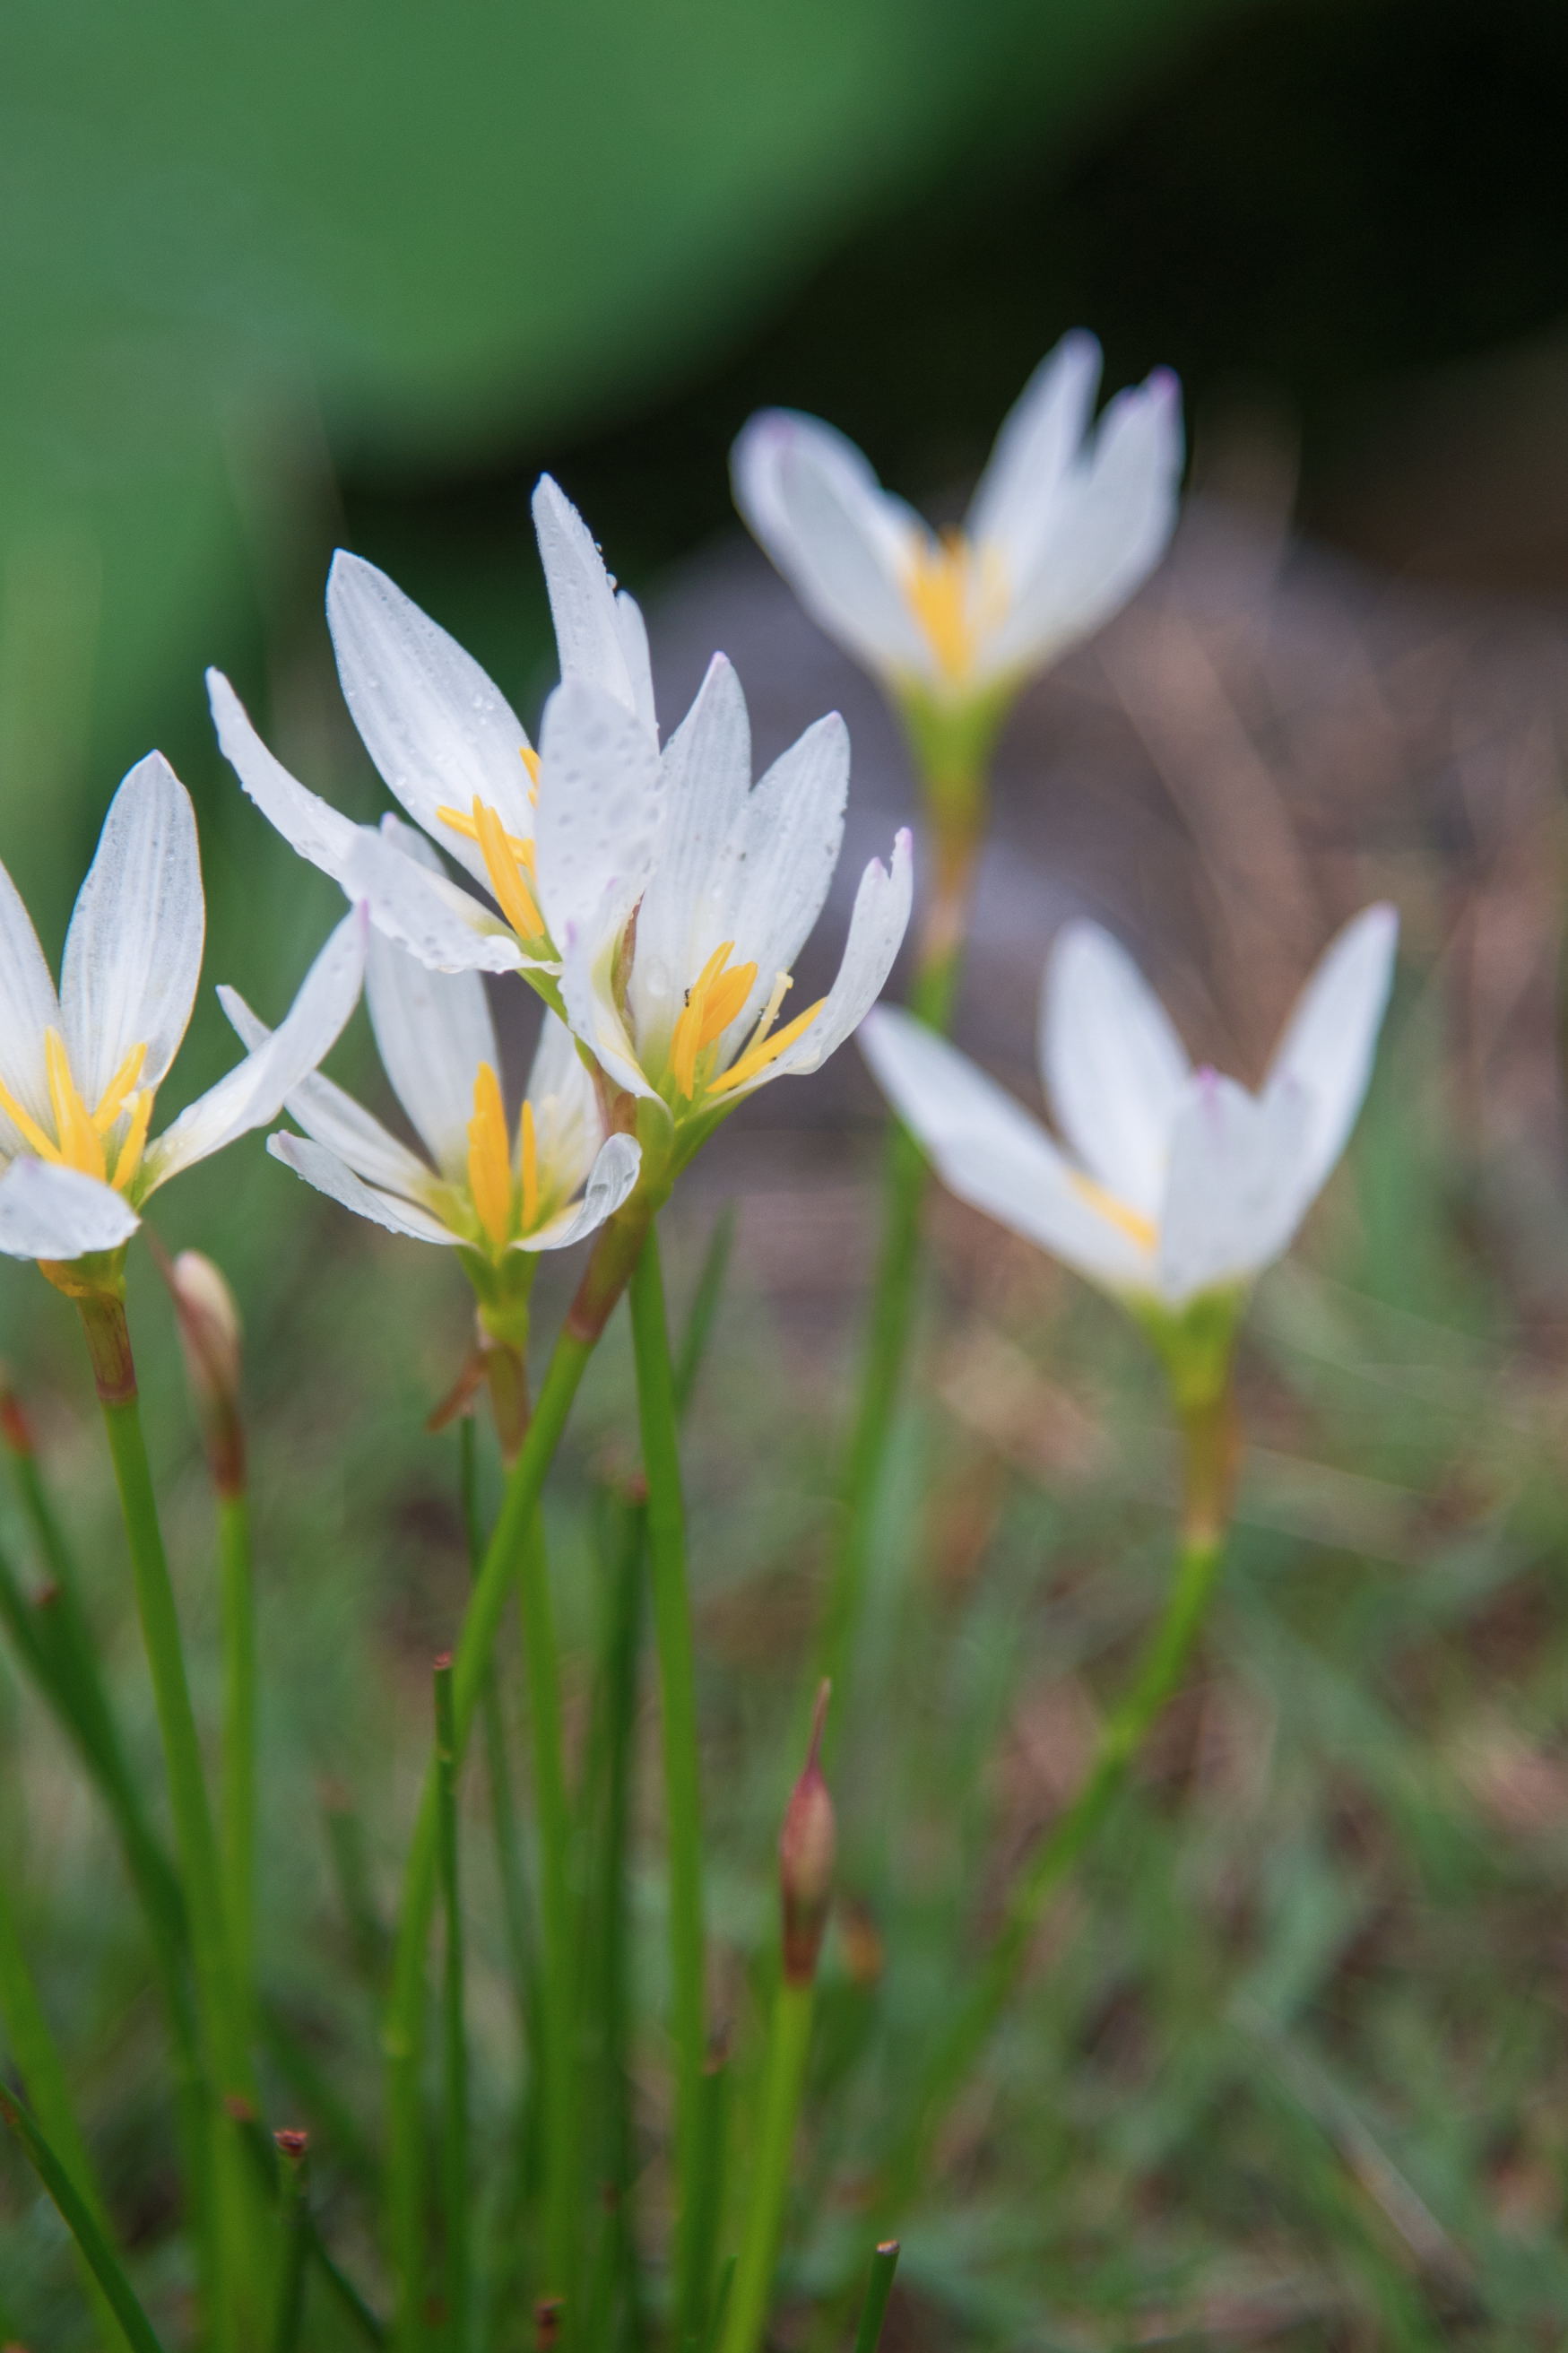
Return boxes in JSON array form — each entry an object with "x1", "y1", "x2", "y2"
[
  {"x1": 860, "y1": 906, "x2": 1398, "y2": 1312},
  {"x1": 224, "y1": 828, "x2": 641, "y2": 1259},
  {"x1": 0, "y1": 754, "x2": 366, "y2": 1264},
  {"x1": 732, "y1": 331, "x2": 1182, "y2": 707},
  {"x1": 206, "y1": 475, "x2": 663, "y2": 983},
  {"x1": 556, "y1": 652, "x2": 912, "y2": 1137}
]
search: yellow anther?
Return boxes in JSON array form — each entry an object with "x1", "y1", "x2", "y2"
[
  {"x1": 521, "y1": 745, "x2": 541, "y2": 795},
  {"x1": 443, "y1": 795, "x2": 546, "y2": 942},
  {"x1": 0, "y1": 1073, "x2": 56, "y2": 1161},
  {"x1": 904, "y1": 529, "x2": 976, "y2": 682},
  {"x1": 670, "y1": 941, "x2": 736, "y2": 1098},
  {"x1": 92, "y1": 1041, "x2": 148, "y2": 1133},
  {"x1": 697, "y1": 959, "x2": 757, "y2": 1050},
  {"x1": 518, "y1": 1098, "x2": 540, "y2": 1234},
  {"x1": 114, "y1": 1088, "x2": 154, "y2": 1193},
  {"x1": 466, "y1": 1061, "x2": 515, "y2": 1252},
  {"x1": 1068, "y1": 1169, "x2": 1158, "y2": 1253},
  {"x1": 706, "y1": 995, "x2": 826, "y2": 1097},
  {"x1": 45, "y1": 1031, "x2": 106, "y2": 1184}
]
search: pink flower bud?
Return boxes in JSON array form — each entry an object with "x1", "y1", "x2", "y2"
[
  {"x1": 169, "y1": 1250, "x2": 246, "y2": 1497},
  {"x1": 779, "y1": 1680, "x2": 836, "y2": 1986}
]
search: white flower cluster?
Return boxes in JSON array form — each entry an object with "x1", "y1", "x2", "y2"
[{"x1": 0, "y1": 332, "x2": 1395, "y2": 1319}]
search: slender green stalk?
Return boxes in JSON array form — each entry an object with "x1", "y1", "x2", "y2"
[
  {"x1": 219, "y1": 1489, "x2": 257, "y2": 2038},
  {"x1": 814, "y1": 734, "x2": 985, "y2": 1738},
  {"x1": 0, "y1": 2080, "x2": 167, "y2": 2353},
  {"x1": 0, "y1": 1870, "x2": 127, "y2": 2346},
  {"x1": 386, "y1": 1198, "x2": 648, "y2": 2349},
  {"x1": 272, "y1": 2134, "x2": 311, "y2": 2353},
  {"x1": 434, "y1": 1656, "x2": 470, "y2": 2353},
  {"x1": 76, "y1": 1292, "x2": 260, "y2": 2349},
  {"x1": 879, "y1": 1379, "x2": 1236, "y2": 2222},
  {"x1": 238, "y1": 2116, "x2": 387, "y2": 2347},
  {"x1": 627, "y1": 1227, "x2": 711, "y2": 2344},
  {"x1": 851, "y1": 2243, "x2": 899, "y2": 2353},
  {"x1": 715, "y1": 1982, "x2": 813, "y2": 2353},
  {"x1": 459, "y1": 1420, "x2": 538, "y2": 2050}
]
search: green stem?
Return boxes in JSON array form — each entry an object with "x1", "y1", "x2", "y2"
[
  {"x1": 627, "y1": 1227, "x2": 711, "y2": 2346},
  {"x1": 879, "y1": 1382, "x2": 1234, "y2": 2223},
  {"x1": 0, "y1": 1869, "x2": 127, "y2": 2346},
  {"x1": 385, "y1": 1198, "x2": 649, "y2": 2349},
  {"x1": 77, "y1": 1293, "x2": 260, "y2": 2349},
  {"x1": 0, "y1": 2080, "x2": 167, "y2": 2353},
  {"x1": 814, "y1": 821, "x2": 975, "y2": 1742},
  {"x1": 272, "y1": 2138, "x2": 311, "y2": 2353},
  {"x1": 715, "y1": 1982, "x2": 813, "y2": 2353},
  {"x1": 434, "y1": 1656, "x2": 470, "y2": 2353},
  {"x1": 851, "y1": 2243, "x2": 899, "y2": 2353},
  {"x1": 517, "y1": 1507, "x2": 582, "y2": 2327},
  {"x1": 219, "y1": 1489, "x2": 257, "y2": 2044}
]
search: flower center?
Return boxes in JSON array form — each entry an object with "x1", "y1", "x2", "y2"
[
  {"x1": 0, "y1": 1031, "x2": 152, "y2": 1193},
  {"x1": 667, "y1": 942, "x2": 827, "y2": 1105},
  {"x1": 902, "y1": 530, "x2": 1008, "y2": 683},
  {"x1": 465, "y1": 1063, "x2": 543, "y2": 1253},
  {"x1": 438, "y1": 749, "x2": 547, "y2": 945}
]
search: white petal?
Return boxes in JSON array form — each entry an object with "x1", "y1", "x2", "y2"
[
  {"x1": 1157, "y1": 1072, "x2": 1310, "y2": 1307},
  {"x1": 731, "y1": 410, "x2": 929, "y2": 680},
  {"x1": 327, "y1": 551, "x2": 535, "y2": 881},
  {"x1": 532, "y1": 477, "x2": 657, "y2": 730},
  {"x1": 859, "y1": 1009, "x2": 1149, "y2": 1291},
  {"x1": 966, "y1": 330, "x2": 1104, "y2": 567},
  {"x1": 525, "y1": 1011, "x2": 604, "y2": 1198},
  {"x1": 62, "y1": 752, "x2": 204, "y2": 1105},
  {"x1": 521, "y1": 1131, "x2": 641, "y2": 1253},
  {"x1": 984, "y1": 371, "x2": 1183, "y2": 680},
  {"x1": 534, "y1": 679, "x2": 665, "y2": 950},
  {"x1": 0, "y1": 854, "x2": 61, "y2": 1142},
  {"x1": 557, "y1": 898, "x2": 659, "y2": 1105},
  {"x1": 713, "y1": 711, "x2": 850, "y2": 1045},
  {"x1": 0, "y1": 1158, "x2": 139, "y2": 1261},
  {"x1": 143, "y1": 910, "x2": 367, "y2": 1190},
  {"x1": 627, "y1": 655, "x2": 754, "y2": 1042},
  {"x1": 1264, "y1": 904, "x2": 1398, "y2": 1206},
  {"x1": 1040, "y1": 922, "x2": 1190, "y2": 1220},
  {"x1": 365, "y1": 925, "x2": 497, "y2": 1179},
  {"x1": 267, "y1": 1132, "x2": 459, "y2": 1246},
  {"x1": 207, "y1": 670, "x2": 359, "y2": 881},
  {"x1": 757, "y1": 829, "x2": 914, "y2": 1086},
  {"x1": 340, "y1": 827, "x2": 528, "y2": 975},
  {"x1": 221, "y1": 985, "x2": 432, "y2": 1197}
]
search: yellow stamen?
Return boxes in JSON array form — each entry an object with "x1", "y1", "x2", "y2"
[
  {"x1": 670, "y1": 941, "x2": 740, "y2": 1098},
  {"x1": 904, "y1": 528, "x2": 976, "y2": 682},
  {"x1": 706, "y1": 996, "x2": 827, "y2": 1096},
  {"x1": 45, "y1": 1031, "x2": 106, "y2": 1184},
  {"x1": 113, "y1": 1089, "x2": 154, "y2": 1193},
  {"x1": 0, "y1": 1073, "x2": 59, "y2": 1162},
  {"x1": 91, "y1": 1041, "x2": 148, "y2": 1133},
  {"x1": 442, "y1": 795, "x2": 545, "y2": 942},
  {"x1": 466, "y1": 1061, "x2": 514, "y2": 1251},
  {"x1": 521, "y1": 745, "x2": 541, "y2": 801},
  {"x1": 697, "y1": 959, "x2": 757, "y2": 1049},
  {"x1": 437, "y1": 803, "x2": 538, "y2": 872},
  {"x1": 518, "y1": 1098, "x2": 540, "y2": 1234},
  {"x1": 1068, "y1": 1168, "x2": 1158, "y2": 1252}
]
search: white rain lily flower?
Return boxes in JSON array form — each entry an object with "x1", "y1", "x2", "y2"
[
  {"x1": 206, "y1": 475, "x2": 662, "y2": 984},
  {"x1": 860, "y1": 905, "x2": 1398, "y2": 1314},
  {"x1": 225, "y1": 836, "x2": 641, "y2": 1263},
  {"x1": 557, "y1": 651, "x2": 912, "y2": 1150},
  {"x1": 0, "y1": 753, "x2": 366, "y2": 1266},
  {"x1": 732, "y1": 331, "x2": 1182, "y2": 708}
]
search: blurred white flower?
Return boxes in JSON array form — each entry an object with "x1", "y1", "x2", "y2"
[
  {"x1": 207, "y1": 474, "x2": 664, "y2": 982},
  {"x1": 226, "y1": 829, "x2": 640, "y2": 1260},
  {"x1": 732, "y1": 332, "x2": 1182, "y2": 708},
  {"x1": 0, "y1": 754, "x2": 365, "y2": 1264},
  {"x1": 559, "y1": 652, "x2": 911, "y2": 1139},
  {"x1": 860, "y1": 906, "x2": 1398, "y2": 1312}
]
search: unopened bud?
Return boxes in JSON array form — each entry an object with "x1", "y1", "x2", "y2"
[
  {"x1": 169, "y1": 1252, "x2": 246, "y2": 1497},
  {"x1": 780, "y1": 1680, "x2": 836, "y2": 1985},
  {"x1": 274, "y1": 2127, "x2": 309, "y2": 2163},
  {"x1": 0, "y1": 1371, "x2": 34, "y2": 1459}
]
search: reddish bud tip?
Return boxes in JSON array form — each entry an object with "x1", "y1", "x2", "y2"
[
  {"x1": 780, "y1": 1679, "x2": 836, "y2": 1984},
  {"x1": 169, "y1": 1251, "x2": 246, "y2": 1496},
  {"x1": 0, "y1": 1376, "x2": 34, "y2": 1458},
  {"x1": 434, "y1": 1650, "x2": 454, "y2": 1673},
  {"x1": 534, "y1": 2297, "x2": 564, "y2": 2351},
  {"x1": 274, "y1": 2127, "x2": 309, "y2": 2161}
]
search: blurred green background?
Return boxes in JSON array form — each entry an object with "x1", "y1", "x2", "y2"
[{"x1": 7, "y1": 2, "x2": 1568, "y2": 2343}]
